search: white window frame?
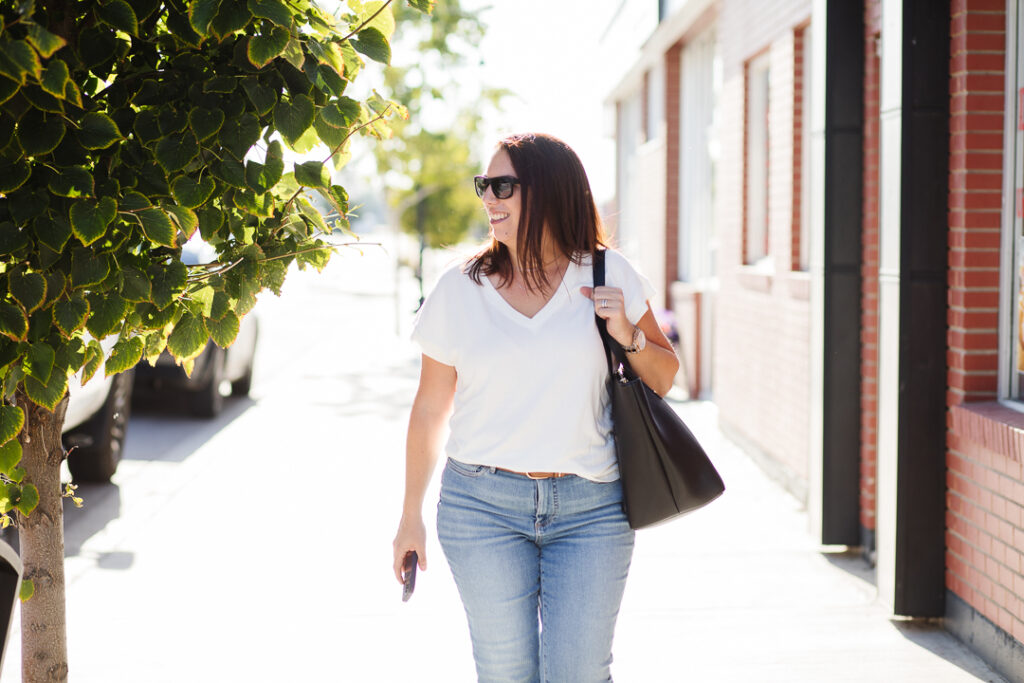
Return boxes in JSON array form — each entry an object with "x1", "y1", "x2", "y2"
[{"x1": 999, "y1": 0, "x2": 1024, "y2": 402}]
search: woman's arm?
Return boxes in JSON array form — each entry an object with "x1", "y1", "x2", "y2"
[
  {"x1": 392, "y1": 354, "x2": 457, "y2": 582},
  {"x1": 582, "y1": 286, "x2": 680, "y2": 396}
]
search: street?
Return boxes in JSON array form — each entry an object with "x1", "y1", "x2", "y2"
[{"x1": 0, "y1": 238, "x2": 1008, "y2": 682}]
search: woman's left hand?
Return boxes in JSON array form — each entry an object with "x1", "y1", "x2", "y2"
[{"x1": 580, "y1": 286, "x2": 635, "y2": 347}]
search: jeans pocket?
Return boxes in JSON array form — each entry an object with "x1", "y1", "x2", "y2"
[{"x1": 446, "y1": 458, "x2": 489, "y2": 478}]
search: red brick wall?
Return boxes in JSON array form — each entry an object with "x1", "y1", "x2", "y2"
[
  {"x1": 945, "y1": 0, "x2": 1020, "y2": 644},
  {"x1": 860, "y1": 1, "x2": 882, "y2": 538},
  {"x1": 715, "y1": 0, "x2": 812, "y2": 489},
  {"x1": 665, "y1": 43, "x2": 682, "y2": 299}
]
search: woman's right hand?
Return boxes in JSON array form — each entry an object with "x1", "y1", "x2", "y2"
[{"x1": 393, "y1": 513, "x2": 428, "y2": 583}]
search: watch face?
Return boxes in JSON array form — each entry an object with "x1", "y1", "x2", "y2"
[{"x1": 636, "y1": 328, "x2": 646, "y2": 351}]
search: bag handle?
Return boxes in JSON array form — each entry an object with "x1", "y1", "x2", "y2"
[{"x1": 593, "y1": 250, "x2": 634, "y2": 381}]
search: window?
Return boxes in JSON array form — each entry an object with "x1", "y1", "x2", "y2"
[
  {"x1": 1005, "y1": 2, "x2": 1024, "y2": 398},
  {"x1": 745, "y1": 52, "x2": 771, "y2": 264}
]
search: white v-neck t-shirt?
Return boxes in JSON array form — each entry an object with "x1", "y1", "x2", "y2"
[{"x1": 411, "y1": 249, "x2": 655, "y2": 482}]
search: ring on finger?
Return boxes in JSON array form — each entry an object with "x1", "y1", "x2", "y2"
[{"x1": 600, "y1": 299, "x2": 608, "y2": 308}]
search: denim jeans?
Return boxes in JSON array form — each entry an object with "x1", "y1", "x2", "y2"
[{"x1": 437, "y1": 459, "x2": 635, "y2": 683}]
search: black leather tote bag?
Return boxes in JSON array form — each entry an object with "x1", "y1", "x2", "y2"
[{"x1": 594, "y1": 250, "x2": 725, "y2": 529}]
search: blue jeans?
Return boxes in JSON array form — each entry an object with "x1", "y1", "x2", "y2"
[{"x1": 437, "y1": 459, "x2": 635, "y2": 683}]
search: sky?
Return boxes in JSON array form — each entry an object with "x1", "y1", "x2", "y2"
[{"x1": 461, "y1": 0, "x2": 629, "y2": 203}]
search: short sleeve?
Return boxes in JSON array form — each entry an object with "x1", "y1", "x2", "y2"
[
  {"x1": 604, "y1": 250, "x2": 657, "y2": 324},
  {"x1": 410, "y1": 264, "x2": 464, "y2": 366}
]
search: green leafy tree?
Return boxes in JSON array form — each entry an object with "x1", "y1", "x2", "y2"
[{"x1": 0, "y1": 0, "x2": 431, "y2": 679}]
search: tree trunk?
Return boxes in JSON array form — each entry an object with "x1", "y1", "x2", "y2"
[{"x1": 15, "y1": 391, "x2": 69, "y2": 683}]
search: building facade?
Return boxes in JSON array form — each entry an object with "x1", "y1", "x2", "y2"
[{"x1": 606, "y1": 0, "x2": 1024, "y2": 679}]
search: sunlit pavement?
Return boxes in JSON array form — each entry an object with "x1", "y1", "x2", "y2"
[{"x1": 0, "y1": 235, "x2": 1008, "y2": 682}]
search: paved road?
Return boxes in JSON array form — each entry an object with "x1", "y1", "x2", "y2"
[{"x1": 0, "y1": 238, "x2": 1009, "y2": 682}]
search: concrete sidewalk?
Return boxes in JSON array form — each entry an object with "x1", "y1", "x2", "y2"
[{"x1": 0, "y1": 245, "x2": 1008, "y2": 682}]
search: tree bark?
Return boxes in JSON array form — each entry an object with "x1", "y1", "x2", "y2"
[{"x1": 15, "y1": 391, "x2": 69, "y2": 683}]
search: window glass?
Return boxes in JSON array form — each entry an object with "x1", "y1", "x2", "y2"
[{"x1": 746, "y1": 53, "x2": 771, "y2": 264}]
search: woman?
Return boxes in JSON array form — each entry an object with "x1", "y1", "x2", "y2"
[{"x1": 392, "y1": 133, "x2": 679, "y2": 682}]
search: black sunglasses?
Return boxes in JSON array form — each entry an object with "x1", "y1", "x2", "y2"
[{"x1": 474, "y1": 175, "x2": 520, "y2": 200}]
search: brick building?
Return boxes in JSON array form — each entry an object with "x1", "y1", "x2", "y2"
[{"x1": 606, "y1": 0, "x2": 1023, "y2": 679}]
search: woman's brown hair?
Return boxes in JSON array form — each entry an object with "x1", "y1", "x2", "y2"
[{"x1": 467, "y1": 133, "x2": 608, "y2": 292}]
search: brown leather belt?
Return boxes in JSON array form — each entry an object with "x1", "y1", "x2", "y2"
[{"x1": 495, "y1": 468, "x2": 570, "y2": 480}]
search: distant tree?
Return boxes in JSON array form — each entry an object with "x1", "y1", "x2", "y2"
[
  {"x1": 0, "y1": 0, "x2": 430, "y2": 679},
  {"x1": 371, "y1": 0, "x2": 508, "y2": 297}
]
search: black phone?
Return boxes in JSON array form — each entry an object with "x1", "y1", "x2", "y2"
[{"x1": 401, "y1": 551, "x2": 418, "y2": 602}]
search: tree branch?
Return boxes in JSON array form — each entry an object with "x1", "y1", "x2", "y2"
[{"x1": 341, "y1": 0, "x2": 395, "y2": 41}]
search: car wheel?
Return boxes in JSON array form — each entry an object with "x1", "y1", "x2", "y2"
[
  {"x1": 67, "y1": 369, "x2": 134, "y2": 483},
  {"x1": 230, "y1": 358, "x2": 254, "y2": 397},
  {"x1": 192, "y1": 348, "x2": 225, "y2": 418}
]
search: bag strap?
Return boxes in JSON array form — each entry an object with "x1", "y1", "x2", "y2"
[{"x1": 593, "y1": 250, "x2": 632, "y2": 379}]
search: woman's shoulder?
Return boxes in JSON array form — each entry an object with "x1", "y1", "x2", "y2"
[{"x1": 598, "y1": 247, "x2": 643, "y2": 277}]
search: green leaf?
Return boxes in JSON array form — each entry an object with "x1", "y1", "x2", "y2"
[
  {"x1": 33, "y1": 214, "x2": 72, "y2": 252},
  {"x1": 143, "y1": 330, "x2": 168, "y2": 365},
  {"x1": 138, "y1": 208, "x2": 176, "y2": 248},
  {"x1": 0, "y1": 405, "x2": 24, "y2": 446},
  {"x1": 48, "y1": 166, "x2": 94, "y2": 198},
  {"x1": 313, "y1": 114, "x2": 345, "y2": 148},
  {"x1": 23, "y1": 83, "x2": 65, "y2": 114},
  {"x1": 274, "y1": 94, "x2": 315, "y2": 147},
  {"x1": 197, "y1": 207, "x2": 225, "y2": 241},
  {"x1": 150, "y1": 261, "x2": 188, "y2": 310},
  {"x1": 0, "y1": 77, "x2": 17, "y2": 106},
  {"x1": 85, "y1": 292, "x2": 127, "y2": 340},
  {"x1": 212, "y1": 158, "x2": 246, "y2": 188},
  {"x1": 164, "y1": 204, "x2": 199, "y2": 238},
  {"x1": 0, "y1": 40, "x2": 42, "y2": 84},
  {"x1": 133, "y1": 109, "x2": 162, "y2": 146},
  {"x1": 64, "y1": 80, "x2": 83, "y2": 108},
  {"x1": 97, "y1": 0, "x2": 139, "y2": 36},
  {"x1": 210, "y1": 2, "x2": 252, "y2": 38},
  {"x1": 78, "y1": 113, "x2": 123, "y2": 150},
  {"x1": 296, "y1": 196, "x2": 329, "y2": 232},
  {"x1": 188, "y1": 107, "x2": 225, "y2": 141},
  {"x1": 406, "y1": 0, "x2": 436, "y2": 13},
  {"x1": 155, "y1": 132, "x2": 200, "y2": 173},
  {"x1": 0, "y1": 303, "x2": 28, "y2": 342},
  {"x1": 105, "y1": 336, "x2": 144, "y2": 376},
  {"x1": 240, "y1": 78, "x2": 277, "y2": 115},
  {"x1": 295, "y1": 160, "x2": 329, "y2": 188},
  {"x1": 24, "y1": 342, "x2": 54, "y2": 384},
  {"x1": 352, "y1": 27, "x2": 390, "y2": 65},
  {"x1": 15, "y1": 483, "x2": 39, "y2": 516},
  {"x1": 207, "y1": 310, "x2": 240, "y2": 348},
  {"x1": 39, "y1": 59, "x2": 70, "y2": 99},
  {"x1": 120, "y1": 268, "x2": 152, "y2": 303},
  {"x1": 54, "y1": 295, "x2": 89, "y2": 337},
  {"x1": 43, "y1": 273, "x2": 67, "y2": 308},
  {"x1": 0, "y1": 157, "x2": 31, "y2": 193},
  {"x1": 70, "y1": 197, "x2": 117, "y2": 246},
  {"x1": 218, "y1": 113, "x2": 261, "y2": 159},
  {"x1": 18, "y1": 578, "x2": 33, "y2": 603},
  {"x1": 70, "y1": 250, "x2": 111, "y2": 289},
  {"x1": 9, "y1": 272, "x2": 46, "y2": 314},
  {"x1": 189, "y1": 0, "x2": 223, "y2": 36},
  {"x1": 120, "y1": 190, "x2": 153, "y2": 212},
  {"x1": 171, "y1": 175, "x2": 216, "y2": 209},
  {"x1": 25, "y1": 23, "x2": 67, "y2": 59},
  {"x1": 167, "y1": 312, "x2": 208, "y2": 362},
  {"x1": 189, "y1": 285, "x2": 216, "y2": 318},
  {"x1": 321, "y1": 98, "x2": 361, "y2": 128},
  {"x1": 16, "y1": 111, "x2": 65, "y2": 156},
  {"x1": 357, "y1": 1, "x2": 396, "y2": 40},
  {"x1": 247, "y1": 26, "x2": 290, "y2": 68},
  {"x1": 24, "y1": 369, "x2": 68, "y2": 412},
  {"x1": 247, "y1": 0, "x2": 293, "y2": 27},
  {"x1": 167, "y1": 9, "x2": 204, "y2": 47},
  {"x1": 296, "y1": 241, "x2": 332, "y2": 271},
  {"x1": 281, "y1": 38, "x2": 305, "y2": 70},
  {"x1": 81, "y1": 340, "x2": 103, "y2": 386},
  {"x1": 0, "y1": 440, "x2": 21, "y2": 477}
]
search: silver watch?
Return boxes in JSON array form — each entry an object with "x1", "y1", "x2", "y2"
[{"x1": 623, "y1": 326, "x2": 646, "y2": 354}]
